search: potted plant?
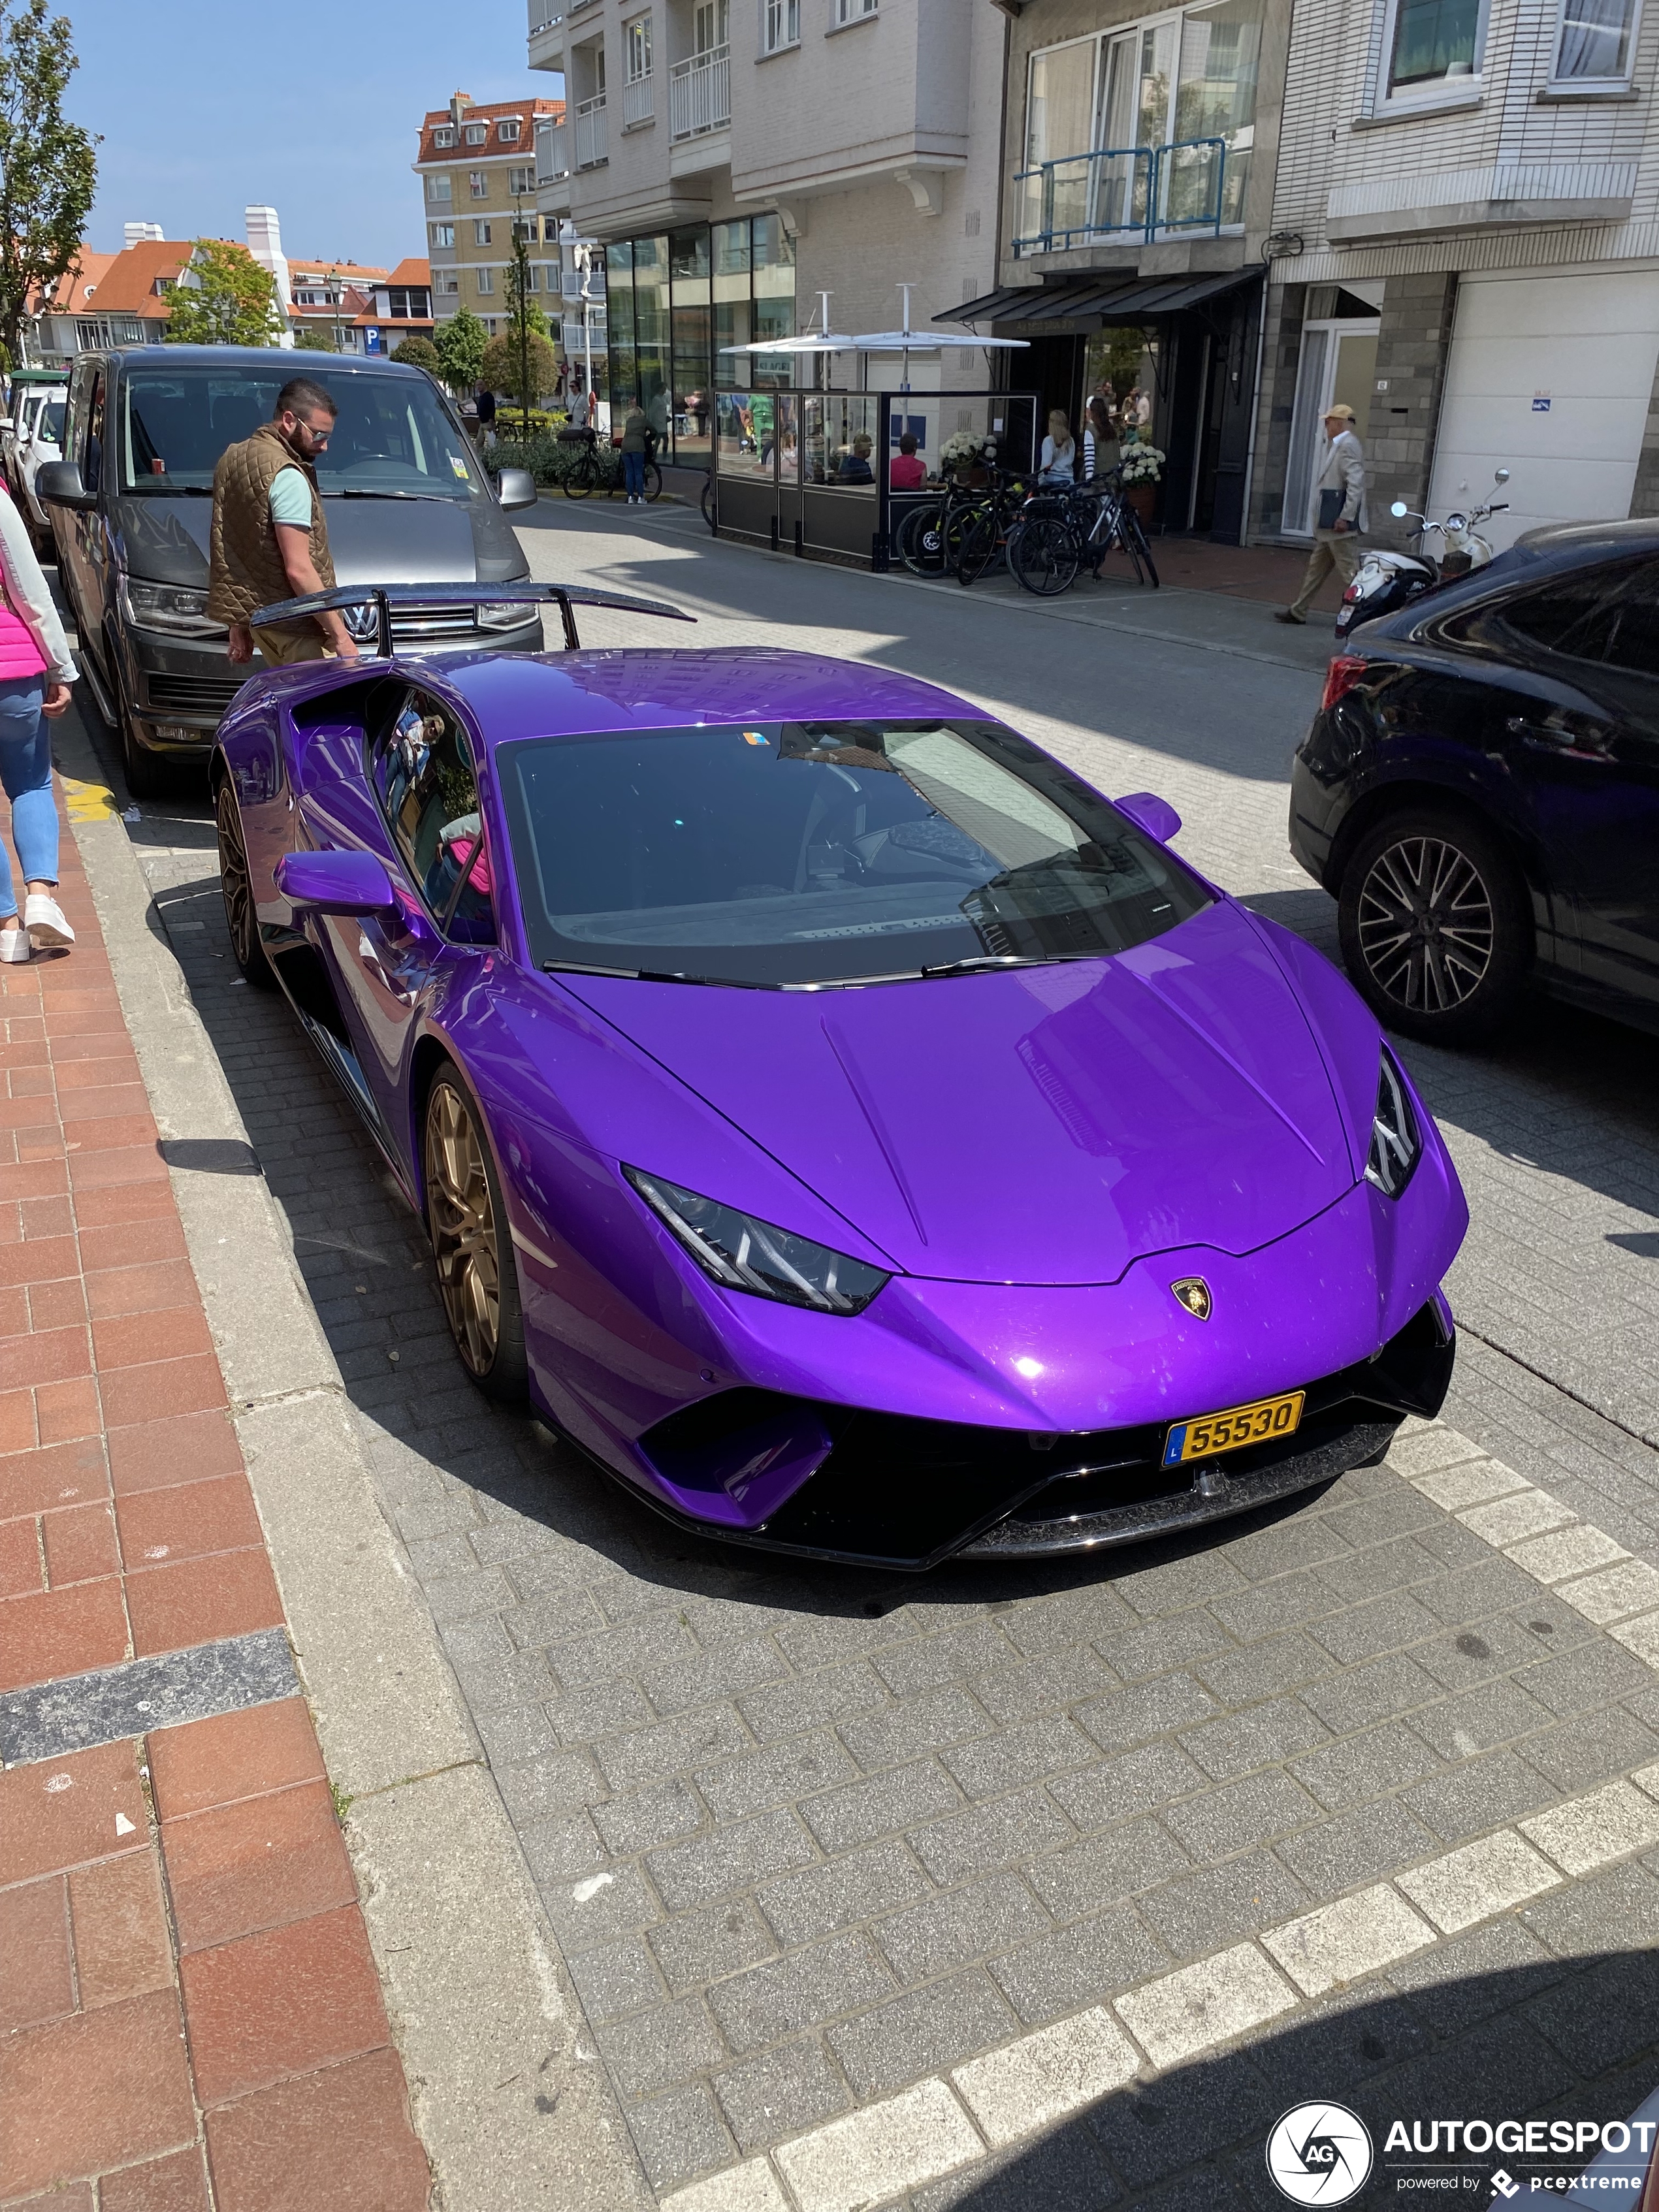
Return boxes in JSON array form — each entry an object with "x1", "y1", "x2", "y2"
[
  {"x1": 1118, "y1": 440, "x2": 1165, "y2": 527},
  {"x1": 940, "y1": 430, "x2": 998, "y2": 487}
]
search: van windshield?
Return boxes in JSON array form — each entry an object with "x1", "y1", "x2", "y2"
[{"x1": 116, "y1": 366, "x2": 481, "y2": 500}]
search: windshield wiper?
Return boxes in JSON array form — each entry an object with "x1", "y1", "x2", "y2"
[
  {"x1": 539, "y1": 960, "x2": 772, "y2": 989},
  {"x1": 920, "y1": 953, "x2": 1104, "y2": 979},
  {"x1": 329, "y1": 488, "x2": 457, "y2": 502},
  {"x1": 125, "y1": 483, "x2": 211, "y2": 495}
]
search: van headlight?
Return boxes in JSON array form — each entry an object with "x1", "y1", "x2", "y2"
[
  {"x1": 477, "y1": 599, "x2": 540, "y2": 630},
  {"x1": 1364, "y1": 1050, "x2": 1421, "y2": 1198},
  {"x1": 120, "y1": 580, "x2": 223, "y2": 637},
  {"x1": 625, "y1": 1167, "x2": 890, "y2": 1315}
]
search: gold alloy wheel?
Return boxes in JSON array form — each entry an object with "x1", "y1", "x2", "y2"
[
  {"x1": 216, "y1": 783, "x2": 256, "y2": 970},
  {"x1": 425, "y1": 1080, "x2": 502, "y2": 1377}
]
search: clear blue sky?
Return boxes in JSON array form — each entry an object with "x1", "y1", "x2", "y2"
[{"x1": 65, "y1": 0, "x2": 561, "y2": 271}]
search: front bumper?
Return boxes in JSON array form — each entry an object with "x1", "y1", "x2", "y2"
[{"x1": 620, "y1": 1297, "x2": 1453, "y2": 1570}]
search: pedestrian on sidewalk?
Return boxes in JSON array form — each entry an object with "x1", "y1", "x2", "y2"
[
  {"x1": 0, "y1": 481, "x2": 78, "y2": 964},
  {"x1": 208, "y1": 377, "x2": 362, "y2": 670},
  {"x1": 620, "y1": 400, "x2": 650, "y2": 504},
  {"x1": 1277, "y1": 404, "x2": 1368, "y2": 625},
  {"x1": 475, "y1": 384, "x2": 497, "y2": 449}
]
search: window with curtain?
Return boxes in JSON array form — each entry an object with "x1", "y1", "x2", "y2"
[
  {"x1": 1387, "y1": 0, "x2": 1481, "y2": 89},
  {"x1": 1175, "y1": 0, "x2": 1262, "y2": 225},
  {"x1": 764, "y1": 0, "x2": 799, "y2": 51},
  {"x1": 1553, "y1": 0, "x2": 1637, "y2": 76}
]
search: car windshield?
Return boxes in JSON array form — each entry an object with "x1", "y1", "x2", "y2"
[
  {"x1": 116, "y1": 366, "x2": 482, "y2": 499},
  {"x1": 498, "y1": 719, "x2": 1212, "y2": 987}
]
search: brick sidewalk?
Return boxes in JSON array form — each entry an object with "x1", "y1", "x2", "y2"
[{"x1": 0, "y1": 792, "x2": 429, "y2": 2209}]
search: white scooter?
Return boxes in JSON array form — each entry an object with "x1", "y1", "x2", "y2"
[{"x1": 1333, "y1": 469, "x2": 1511, "y2": 640}]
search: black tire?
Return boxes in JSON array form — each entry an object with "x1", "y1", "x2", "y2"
[
  {"x1": 562, "y1": 464, "x2": 593, "y2": 500},
  {"x1": 1010, "y1": 515, "x2": 1081, "y2": 597},
  {"x1": 1337, "y1": 806, "x2": 1532, "y2": 1046},
  {"x1": 955, "y1": 507, "x2": 1002, "y2": 586},
  {"x1": 700, "y1": 475, "x2": 717, "y2": 532},
  {"x1": 1123, "y1": 507, "x2": 1159, "y2": 588},
  {"x1": 214, "y1": 778, "x2": 278, "y2": 991},
  {"x1": 422, "y1": 1059, "x2": 529, "y2": 1402},
  {"x1": 897, "y1": 500, "x2": 945, "y2": 576},
  {"x1": 642, "y1": 460, "x2": 663, "y2": 502},
  {"x1": 112, "y1": 651, "x2": 167, "y2": 800}
]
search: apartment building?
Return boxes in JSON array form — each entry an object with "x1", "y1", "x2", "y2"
[
  {"x1": 415, "y1": 91, "x2": 566, "y2": 342},
  {"x1": 1250, "y1": 0, "x2": 1659, "y2": 547},
  {"x1": 527, "y1": 0, "x2": 1009, "y2": 473},
  {"x1": 954, "y1": 0, "x2": 1295, "y2": 543},
  {"x1": 32, "y1": 238, "x2": 187, "y2": 355}
]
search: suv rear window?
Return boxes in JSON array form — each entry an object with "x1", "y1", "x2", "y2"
[
  {"x1": 1498, "y1": 556, "x2": 1659, "y2": 674},
  {"x1": 116, "y1": 366, "x2": 481, "y2": 501}
]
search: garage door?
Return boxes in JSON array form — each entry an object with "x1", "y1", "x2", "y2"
[{"x1": 1427, "y1": 270, "x2": 1659, "y2": 551}]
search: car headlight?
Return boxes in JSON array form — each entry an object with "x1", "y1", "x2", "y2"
[
  {"x1": 624, "y1": 1167, "x2": 890, "y2": 1315},
  {"x1": 477, "y1": 599, "x2": 540, "y2": 630},
  {"x1": 120, "y1": 579, "x2": 223, "y2": 637},
  {"x1": 1365, "y1": 1050, "x2": 1421, "y2": 1198}
]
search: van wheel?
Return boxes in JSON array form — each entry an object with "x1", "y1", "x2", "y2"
[
  {"x1": 1337, "y1": 806, "x2": 1531, "y2": 1045},
  {"x1": 110, "y1": 650, "x2": 167, "y2": 800}
]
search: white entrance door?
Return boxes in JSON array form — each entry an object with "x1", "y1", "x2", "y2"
[
  {"x1": 1283, "y1": 319, "x2": 1379, "y2": 538},
  {"x1": 1428, "y1": 270, "x2": 1659, "y2": 551}
]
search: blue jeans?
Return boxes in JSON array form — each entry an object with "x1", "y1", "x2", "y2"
[
  {"x1": 622, "y1": 451, "x2": 646, "y2": 498},
  {"x1": 0, "y1": 676, "x2": 51, "y2": 921}
]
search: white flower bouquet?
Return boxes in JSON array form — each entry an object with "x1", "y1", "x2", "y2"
[
  {"x1": 1118, "y1": 443, "x2": 1166, "y2": 486},
  {"x1": 939, "y1": 430, "x2": 998, "y2": 474}
]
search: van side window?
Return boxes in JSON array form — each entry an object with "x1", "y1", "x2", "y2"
[
  {"x1": 82, "y1": 372, "x2": 105, "y2": 496},
  {"x1": 370, "y1": 692, "x2": 496, "y2": 946}
]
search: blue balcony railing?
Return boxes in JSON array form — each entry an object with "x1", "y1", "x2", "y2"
[{"x1": 1014, "y1": 137, "x2": 1230, "y2": 255}]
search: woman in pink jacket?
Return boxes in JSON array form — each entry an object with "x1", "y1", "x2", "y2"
[{"x1": 0, "y1": 483, "x2": 76, "y2": 963}]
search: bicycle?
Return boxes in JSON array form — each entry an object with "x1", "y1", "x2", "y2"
[
  {"x1": 953, "y1": 472, "x2": 1037, "y2": 586},
  {"x1": 895, "y1": 479, "x2": 980, "y2": 578},
  {"x1": 700, "y1": 473, "x2": 717, "y2": 532},
  {"x1": 558, "y1": 425, "x2": 662, "y2": 503},
  {"x1": 1011, "y1": 473, "x2": 1159, "y2": 594}
]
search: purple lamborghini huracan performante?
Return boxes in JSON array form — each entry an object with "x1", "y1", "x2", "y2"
[{"x1": 212, "y1": 582, "x2": 1468, "y2": 1571}]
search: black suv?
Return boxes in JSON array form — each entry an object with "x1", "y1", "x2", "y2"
[
  {"x1": 40, "y1": 346, "x2": 540, "y2": 795},
  {"x1": 1290, "y1": 517, "x2": 1659, "y2": 1046}
]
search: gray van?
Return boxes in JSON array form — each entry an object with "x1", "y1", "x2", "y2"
[{"x1": 39, "y1": 345, "x2": 540, "y2": 795}]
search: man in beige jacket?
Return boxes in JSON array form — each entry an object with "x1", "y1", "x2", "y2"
[{"x1": 1276, "y1": 403, "x2": 1368, "y2": 625}]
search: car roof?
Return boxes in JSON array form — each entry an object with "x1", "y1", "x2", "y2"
[
  {"x1": 1511, "y1": 515, "x2": 1659, "y2": 560},
  {"x1": 103, "y1": 345, "x2": 429, "y2": 379},
  {"x1": 1358, "y1": 513, "x2": 1659, "y2": 643},
  {"x1": 436, "y1": 647, "x2": 991, "y2": 743}
]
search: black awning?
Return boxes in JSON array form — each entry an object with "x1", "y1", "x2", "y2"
[{"x1": 938, "y1": 266, "x2": 1260, "y2": 329}]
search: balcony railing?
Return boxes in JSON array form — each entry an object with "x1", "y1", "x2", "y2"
[
  {"x1": 1014, "y1": 137, "x2": 1231, "y2": 253},
  {"x1": 575, "y1": 93, "x2": 608, "y2": 169},
  {"x1": 536, "y1": 119, "x2": 570, "y2": 184},
  {"x1": 526, "y1": 0, "x2": 562, "y2": 33},
  {"x1": 669, "y1": 44, "x2": 731, "y2": 138},
  {"x1": 622, "y1": 72, "x2": 654, "y2": 126}
]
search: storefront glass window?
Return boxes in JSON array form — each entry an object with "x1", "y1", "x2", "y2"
[
  {"x1": 670, "y1": 228, "x2": 711, "y2": 464},
  {"x1": 632, "y1": 234, "x2": 670, "y2": 439},
  {"x1": 607, "y1": 243, "x2": 637, "y2": 419},
  {"x1": 713, "y1": 219, "x2": 752, "y2": 386},
  {"x1": 751, "y1": 214, "x2": 796, "y2": 391}
]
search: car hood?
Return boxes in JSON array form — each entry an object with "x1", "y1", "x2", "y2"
[
  {"x1": 113, "y1": 491, "x2": 526, "y2": 589},
  {"x1": 561, "y1": 901, "x2": 1361, "y2": 1285}
]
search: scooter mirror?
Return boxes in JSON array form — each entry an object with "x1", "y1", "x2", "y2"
[
  {"x1": 1390, "y1": 500, "x2": 1409, "y2": 517},
  {"x1": 1494, "y1": 468, "x2": 1510, "y2": 485}
]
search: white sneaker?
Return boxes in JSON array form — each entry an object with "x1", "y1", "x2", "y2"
[
  {"x1": 24, "y1": 894, "x2": 73, "y2": 948},
  {"x1": 0, "y1": 924, "x2": 30, "y2": 963}
]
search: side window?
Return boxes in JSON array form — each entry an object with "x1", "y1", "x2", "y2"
[
  {"x1": 1498, "y1": 561, "x2": 1643, "y2": 665},
  {"x1": 371, "y1": 692, "x2": 496, "y2": 944},
  {"x1": 82, "y1": 372, "x2": 105, "y2": 494},
  {"x1": 1593, "y1": 560, "x2": 1659, "y2": 679}
]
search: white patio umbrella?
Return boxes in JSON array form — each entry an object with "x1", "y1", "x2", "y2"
[
  {"x1": 718, "y1": 290, "x2": 858, "y2": 362},
  {"x1": 848, "y1": 283, "x2": 1029, "y2": 391}
]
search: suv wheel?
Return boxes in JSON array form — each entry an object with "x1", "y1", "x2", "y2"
[
  {"x1": 108, "y1": 644, "x2": 167, "y2": 801},
  {"x1": 1337, "y1": 806, "x2": 1532, "y2": 1045}
]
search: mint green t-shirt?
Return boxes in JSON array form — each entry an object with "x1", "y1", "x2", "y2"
[{"x1": 268, "y1": 466, "x2": 312, "y2": 527}]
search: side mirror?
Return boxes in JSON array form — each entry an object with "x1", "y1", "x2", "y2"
[
  {"x1": 495, "y1": 466, "x2": 538, "y2": 512},
  {"x1": 275, "y1": 847, "x2": 398, "y2": 918},
  {"x1": 1494, "y1": 468, "x2": 1510, "y2": 485},
  {"x1": 1114, "y1": 791, "x2": 1182, "y2": 844},
  {"x1": 36, "y1": 460, "x2": 94, "y2": 511},
  {"x1": 1390, "y1": 500, "x2": 1409, "y2": 518}
]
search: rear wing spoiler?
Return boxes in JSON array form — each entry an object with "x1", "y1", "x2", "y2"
[{"x1": 248, "y1": 581, "x2": 694, "y2": 656}]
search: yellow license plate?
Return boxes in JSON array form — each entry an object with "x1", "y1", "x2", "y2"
[{"x1": 1163, "y1": 1390, "x2": 1304, "y2": 1467}]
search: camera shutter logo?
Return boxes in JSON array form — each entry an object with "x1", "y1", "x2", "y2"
[{"x1": 1266, "y1": 2102, "x2": 1374, "y2": 2204}]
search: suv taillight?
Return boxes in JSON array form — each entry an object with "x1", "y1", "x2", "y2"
[{"x1": 1321, "y1": 656, "x2": 1369, "y2": 712}]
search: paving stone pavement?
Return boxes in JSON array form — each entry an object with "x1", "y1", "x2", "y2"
[{"x1": 64, "y1": 509, "x2": 1659, "y2": 2204}]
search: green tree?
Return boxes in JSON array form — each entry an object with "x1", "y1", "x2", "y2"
[
  {"x1": 164, "y1": 238, "x2": 285, "y2": 347},
  {"x1": 294, "y1": 327, "x2": 336, "y2": 353},
  {"x1": 391, "y1": 336, "x2": 440, "y2": 374},
  {"x1": 0, "y1": 0, "x2": 97, "y2": 362},
  {"x1": 502, "y1": 231, "x2": 553, "y2": 436},
  {"x1": 479, "y1": 330, "x2": 557, "y2": 408},
  {"x1": 433, "y1": 305, "x2": 487, "y2": 394}
]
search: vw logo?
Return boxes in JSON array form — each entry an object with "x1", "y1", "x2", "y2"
[{"x1": 1266, "y1": 2102, "x2": 1374, "y2": 2205}]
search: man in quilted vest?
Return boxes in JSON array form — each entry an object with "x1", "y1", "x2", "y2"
[{"x1": 207, "y1": 377, "x2": 361, "y2": 668}]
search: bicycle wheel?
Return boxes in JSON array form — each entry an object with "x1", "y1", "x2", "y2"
[
  {"x1": 642, "y1": 461, "x2": 663, "y2": 502},
  {"x1": 897, "y1": 500, "x2": 946, "y2": 576},
  {"x1": 1010, "y1": 515, "x2": 1081, "y2": 598},
  {"x1": 955, "y1": 509, "x2": 1000, "y2": 586},
  {"x1": 1122, "y1": 505, "x2": 1159, "y2": 587},
  {"x1": 562, "y1": 460, "x2": 593, "y2": 500},
  {"x1": 700, "y1": 475, "x2": 717, "y2": 532}
]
